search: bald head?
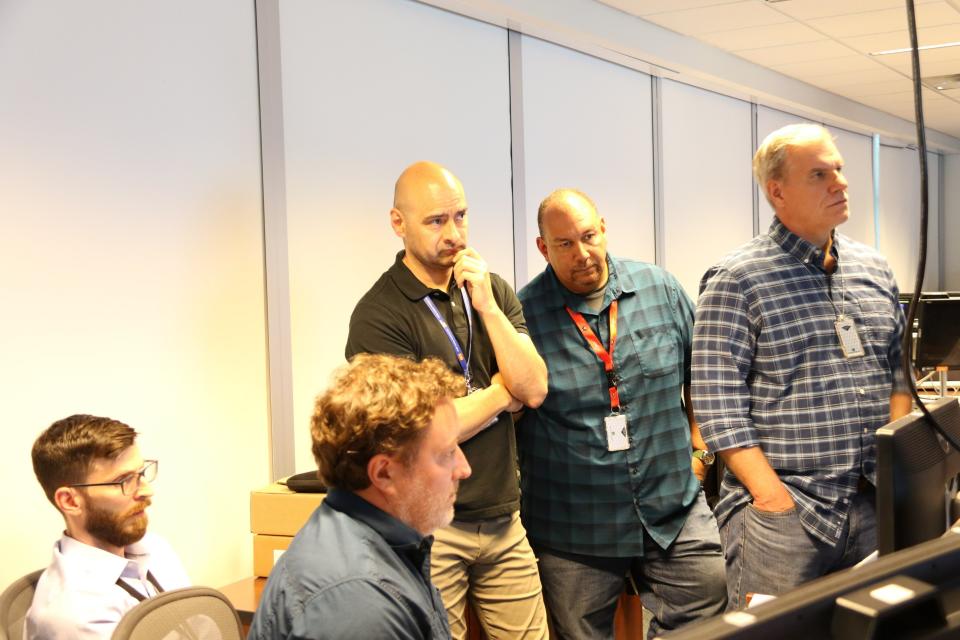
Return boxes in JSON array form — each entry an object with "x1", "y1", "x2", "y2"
[
  {"x1": 393, "y1": 161, "x2": 465, "y2": 217},
  {"x1": 390, "y1": 161, "x2": 469, "y2": 286},
  {"x1": 535, "y1": 188, "x2": 608, "y2": 294},
  {"x1": 537, "y1": 189, "x2": 599, "y2": 237}
]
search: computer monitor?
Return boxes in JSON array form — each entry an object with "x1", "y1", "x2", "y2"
[
  {"x1": 915, "y1": 297, "x2": 960, "y2": 370},
  {"x1": 876, "y1": 397, "x2": 960, "y2": 556},
  {"x1": 660, "y1": 533, "x2": 960, "y2": 639}
]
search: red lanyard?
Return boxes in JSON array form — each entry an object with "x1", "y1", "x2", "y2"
[{"x1": 565, "y1": 300, "x2": 620, "y2": 412}]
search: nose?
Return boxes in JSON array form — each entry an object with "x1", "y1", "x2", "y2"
[
  {"x1": 443, "y1": 218, "x2": 462, "y2": 244},
  {"x1": 135, "y1": 476, "x2": 155, "y2": 499},
  {"x1": 454, "y1": 446, "x2": 472, "y2": 480},
  {"x1": 833, "y1": 170, "x2": 848, "y2": 191},
  {"x1": 575, "y1": 241, "x2": 590, "y2": 261}
]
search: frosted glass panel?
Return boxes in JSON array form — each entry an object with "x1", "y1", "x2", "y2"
[
  {"x1": 661, "y1": 80, "x2": 754, "y2": 299},
  {"x1": 517, "y1": 35, "x2": 655, "y2": 286}
]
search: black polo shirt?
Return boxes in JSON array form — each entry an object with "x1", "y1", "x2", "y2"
[{"x1": 346, "y1": 251, "x2": 525, "y2": 520}]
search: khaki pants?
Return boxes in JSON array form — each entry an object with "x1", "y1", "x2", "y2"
[{"x1": 432, "y1": 512, "x2": 549, "y2": 640}]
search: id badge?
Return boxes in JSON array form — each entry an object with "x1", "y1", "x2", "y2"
[
  {"x1": 605, "y1": 414, "x2": 629, "y2": 452},
  {"x1": 835, "y1": 315, "x2": 865, "y2": 358}
]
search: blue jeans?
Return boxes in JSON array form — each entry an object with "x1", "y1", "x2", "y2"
[
  {"x1": 721, "y1": 487, "x2": 876, "y2": 610},
  {"x1": 534, "y1": 493, "x2": 726, "y2": 639}
]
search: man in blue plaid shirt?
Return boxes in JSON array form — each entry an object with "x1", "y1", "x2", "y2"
[
  {"x1": 518, "y1": 189, "x2": 726, "y2": 639},
  {"x1": 691, "y1": 123, "x2": 912, "y2": 610}
]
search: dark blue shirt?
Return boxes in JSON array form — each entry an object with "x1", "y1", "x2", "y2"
[
  {"x1": 517, "y1": 255, "x2": 700, "y2": 557},
  {"x1": 248, "y1": 489, "x2": 450, "y2": 640}
]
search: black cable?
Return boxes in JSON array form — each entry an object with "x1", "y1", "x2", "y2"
[{"x1": 901, "y1": 0, "x2": 960, "y2": 450}]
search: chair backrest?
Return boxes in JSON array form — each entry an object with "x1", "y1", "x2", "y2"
[
  {"x1": 110, "y1": 586, "x2": 243, "y2": 640},
  {"x1": 0, "y1": 569, "x2": 43, "y2": 640}
]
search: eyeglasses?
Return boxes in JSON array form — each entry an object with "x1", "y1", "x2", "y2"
[{"x1": 70, "y1": 460, "x2": 158, "y2": 496}]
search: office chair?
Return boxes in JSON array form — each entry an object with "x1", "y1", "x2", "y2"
[
  {"x1": 0, "y1": 569, "x2": 42, "y2": 640},
  {"x1": 110, "y1": 586, "x2": 243, "y2": 640}
]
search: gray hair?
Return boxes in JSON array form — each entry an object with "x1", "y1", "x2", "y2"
[{"x1": 753, "y1": 123, "x2": 833, "y2": 205}]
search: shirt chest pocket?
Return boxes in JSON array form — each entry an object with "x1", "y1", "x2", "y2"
[
  {"x1": 857, "y1": 297, "x2": 896, "y2": 346},
  {"x1": 626, "y1": 329, "x2": 680, "y2": 378}
]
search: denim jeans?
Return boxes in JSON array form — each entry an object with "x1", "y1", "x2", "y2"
[
  {"x1": 534, "y1": 492, "x2": 726, "y2": 639},
  {"x1": 721, "y1": 486, "x2": 877, "y2": 610}
]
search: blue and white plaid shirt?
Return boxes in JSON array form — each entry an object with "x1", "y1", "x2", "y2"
[{"x1": 691, "y1": 217, "x2": 908, "y2": 545}]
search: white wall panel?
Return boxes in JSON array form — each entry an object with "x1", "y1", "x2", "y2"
[
  {"x1": 927, "y1": 152, "x2": 942, "y2": 291},
  {"x1": 516, "y1": 35, "x2": 655, "y2": 286},
  {"x1": 828, "y1": 128, "x2": 875, "y2": 248},
  {"x1": 0, "y1": 1, "x2": 268, "y2": 588},
  {"x1": 878, "y1": 146, "x2": 940, "y2": 293},
  {"x1": 944, "y1": 154, "x2": 960, "y2": 290},
  {"x1": 279, "y1": 0, "x2": 513, "y2": 473},
  {"x1": 661, "y1": 81, "x2": 754, "y2": 299}
]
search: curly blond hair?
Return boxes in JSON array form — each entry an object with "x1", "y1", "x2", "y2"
[{"x1": 311, "y1": 353, "x2": 465, "y2": 491}]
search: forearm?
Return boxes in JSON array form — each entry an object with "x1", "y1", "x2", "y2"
[
  {"x1": 684, "y1": 386, "x2": 709, "y2": 482},
  {"x1": 477, "y1": 307, "x2": 547, "y2": 407},
  {"x1": 890, "y1": 391, "x2": 912, "y2": 421},
  {"x1": 684, "y1": 387, "x2": 707, "y2": 450},
  {"x1": 720, "y1": 446, "x2": 794, "y2": 511},
  {"x1": 452, "y1": 384, "x2": 515, "y2": 442}
]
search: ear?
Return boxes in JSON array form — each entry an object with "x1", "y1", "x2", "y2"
[
  {"x1": 366, "y1": 453, "x2": 401, "y2": 497},
  {"x1": 54, "y1": 486, "x2": 84, "y2": 517},
  {"x1": 599, "y1": 217, "x2": 607, "y2": 235},
  {"x1": 536, "y1": 237, "x2": 550, "y2": 262},
  {"x1": 766, "y1": 179, "x2": 784, "y2": 207},
  {"x1": 390, "y1": 208, "x2": 405, "y2": 239}
]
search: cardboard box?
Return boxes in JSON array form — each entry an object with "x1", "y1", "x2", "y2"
[
  {"x1": 253, "y1": 534, "x2": 293, "y2": 577},
  {"x1": 250, "y1": 483, "x2": 325, "y2": 536}
]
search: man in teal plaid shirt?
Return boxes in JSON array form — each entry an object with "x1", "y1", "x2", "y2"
[{"x1": 517, "y1": 189, "x2": 726, "y2": 639}]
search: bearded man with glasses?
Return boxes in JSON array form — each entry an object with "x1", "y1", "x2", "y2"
[{"x1": 25, "y1": 414, "x2": 190, "y2": 640}]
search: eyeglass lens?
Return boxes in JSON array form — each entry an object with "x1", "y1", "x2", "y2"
[{"x1": 121, "y1": 460, "x2": 158, "y2": 495}]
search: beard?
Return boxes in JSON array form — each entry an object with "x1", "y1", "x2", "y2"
[
  {"x1": 394, "y1": 478, "x2": 458, "y2": 536},
  {"x1": 85, "y1": 499, "x2": 151, "y2": 549}
]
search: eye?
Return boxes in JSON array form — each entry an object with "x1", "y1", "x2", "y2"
[
  {"x1": 117, "y1": 472, "x2": 138, "y2": 493},
  {"x1": 427, "y1": 217, "x2": 443, "y2": 226},
  {"x1": 454, "y1": 211, "x2": 466, "y2": 223}
]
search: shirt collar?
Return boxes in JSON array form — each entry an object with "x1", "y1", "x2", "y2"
[
  {"x1": 56, "y1": 533, "x2": 151, "y2": 586},
  {"x1": 768, "y1": 216, "x2": 839, "y2": 272},
  {"x1": 541, "y1": 254, "x2": 635, "y2": 314},
  {"x1": 388, "y1": 251, "x2": 454, "y2": 302},
  {"x1": 324, "y1": 488, "x2": 433, "y2": 569}
]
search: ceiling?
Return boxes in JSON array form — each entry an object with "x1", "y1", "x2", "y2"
[{"x1": 597, "y1": 0, "x2": 960, "y2": 140}]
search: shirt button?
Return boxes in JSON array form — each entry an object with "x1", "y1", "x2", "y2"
[{"x1": 858, "y1": 388, "x2": 866, "y2": 396}]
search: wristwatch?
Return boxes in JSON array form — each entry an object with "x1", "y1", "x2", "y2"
[{"x1": 692, "y1": 449, "x2": 715, "y2": 466}]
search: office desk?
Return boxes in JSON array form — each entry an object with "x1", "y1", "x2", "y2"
[{"x1": 220, "y1": 576, "x2": 265, "y2": 637}]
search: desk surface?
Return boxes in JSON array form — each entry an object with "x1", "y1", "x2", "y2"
[{"x1": 219, "y1": 576, "x2": 265, "y2": 626}]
